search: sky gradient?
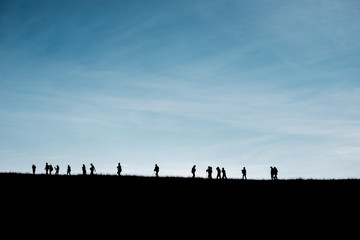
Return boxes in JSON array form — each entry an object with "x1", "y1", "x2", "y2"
[{"x1": 1, "y1": 0, "x2": 360, "y2": 179}]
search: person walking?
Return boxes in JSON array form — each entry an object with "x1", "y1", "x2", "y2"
[
  {"x1": 270, "y1": 166, "x2": 274, "y2": 180},
  {"x1": 206, "y1": 166, "x2": 213, "y2": 179},
  {"x1": 154, "y1": 164, "x2": 159, "y2": 177},
  {"x1": 191, "y1": 165, "x2": 196, "y2": 178},
  {"x1": 32, "y1": 164, "x2": 36, "y2": 174},
  {"x1": 273, "y1": 166, "x2": 278, "y2": 180},
  {"x1": 221, "y1": 167, "x2": 227, "y2": 179},
  {"x1": 45, "y1": 162, "x2": 49, "y2": 175},
  {"x1": 90, "y1": 163, "x2": 96, "y2": 175},
  {"x1": 216, "y1": 167, "x2": 221, "y2": 179},
  {"x1": 49, "y1": 164, "x2": 53, "y2": 175},
  {"x1": 241, "y1": 167, "x2": 247, "y2": 180},
  {"x1": 54, "y1": 165, "x2": 60, "y2": 175},
  {"x1": 117, "y1": 162, "x2": 122, "y2": 176},
  {"x1": 67, "y1": 165, "x2": 71, "y2": 175},
  {"x1": 82, "y1": 164, "x2": 87, "y2": 175}
]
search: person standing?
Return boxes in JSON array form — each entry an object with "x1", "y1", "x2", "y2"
[
  {"x1": 154, "y1": 164, "x2": 159, "y2": 177},
  {"x1": 45, "y1": 162, "x2": 49, "y2": 175},
  {"x1": 191, "y1": 165, "x2": 196, "y2": 178},
  {"x1": 82, "y1": 164, "x2": 87, "y2": 175},
  {"x1": 32, "y1": 164, "x2": 36, "y2": 174},
  {"x1": 117, "y1": 162, "x2": 122, "y2": 176},
  {"x1": 241, "y1": 167, "x2": 247, "y2": 180}
]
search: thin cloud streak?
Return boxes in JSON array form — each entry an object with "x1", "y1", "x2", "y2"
[
  {"x1": 80, "y1": 82, "x2": 360, "y2": 137},
  {"x1": 1, "y1": 0, "x2": 360, "y2": 178}
]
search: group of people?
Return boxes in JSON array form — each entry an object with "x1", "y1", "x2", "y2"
[
  {"x1": 32, "y1": 163, "x2": 87, "y2": 176},
  {"x1": 270, "y1": 166, "x2": 279, "y2": 180},
  {"x1": 32, "y1": 162, "x2": 122, "y2": 176},
  {"x1": 191, "y1": 165, "x2": 277, "y2": 180},
  {"x1": 81, "y1": 163, "x2": 96, "y2": 175},
  {"x1": 204, "y1": 166, "x2": 228, "y2": 179},
  {"x1": 31, "y1": 162, "x2": 279, "y2": 180},
  {"x1": 36, "y1": 163, "x2": 72, "y2": 175}
]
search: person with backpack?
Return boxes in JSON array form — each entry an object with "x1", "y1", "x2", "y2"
[
  {"x1": 273, "y1": 166, "x2": 278, "y2": 180},
  {"x1": 216, "y1": 167, "x2": 221, "y2": 179},
  {"x1": 206, "y1": 166, "x2": 213, "y2": 179},
  {"x1": 221, "y1": 167, "x2": 227, "y2": 179},
  {"x1": 49, "y1": 164, "x2": 54, "y2": 175},
  {"x1": 54, "y1": 165, "x2": 60, "y2": 175},
  {"x1": 270, "y1": 166, "x2": 277, "y2": 180},
  {"x1": 117, "y1": 162, "x2": 122, "y2": 176},
  {"x1": 90, "y1": 163, "x2": 96, "y2": 175},
  {"x1": 241, "y1": 167, "x2": 247, "y2": 180},
  {"x1": 191, "y1": 165, "x2": 196, "y2": 178},
  {"x1": 154, "y1": 164, "x2": 159, "y2": 177}
]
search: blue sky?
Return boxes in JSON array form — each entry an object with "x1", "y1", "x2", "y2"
[{"x1": 1, "y1": 0, "x2": 360, "y2": 179}]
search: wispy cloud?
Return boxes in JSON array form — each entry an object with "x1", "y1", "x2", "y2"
[{"x1": 1, "y1": 0, "x2": 360, "y2": 178}]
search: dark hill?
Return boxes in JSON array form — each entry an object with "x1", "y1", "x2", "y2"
[
  {"x1": 2, "y1": 172, "x2": 359, "y2": 203},
  {"x1": 2, "y1": 172, "x2": 358, "y2": 237}
]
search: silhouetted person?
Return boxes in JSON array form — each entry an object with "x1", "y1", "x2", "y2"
[
  {"x1": 90, "y1": 163, "x2": 96, "y2": 175},
  {"x1": 206, "y1": 166, "x2": 212, "y2": 179},
  {"x1": 117, "y1": 163, "x2": 122, "y2": 176},
  {"x1": 270, "y1": 166, "x2": 274, "y2": 180},
  {"x1": 67, "y1": 165, "x2": 71, "y2": 175},
  {"x1": 49, "y1": 164, "x2": 53, "y2": 175},
  {"x1": 216, "y1": 167, "x2": 221, "y2": 179},
  {"x1": 221, "y1": 167, "x2": 227, "y2": 179},
  {"x1": 82, "y1": 164, "x2": 87, "y2": 175},
  {"x1": 273, "y1": 166, "x2": 278, "y2": 180},
  {"x1": 154, "y1": 164, "x2": 159, "y2": 177},
  {"x1": 45, "y1": 162, "x2": 49, "y2": 175},
  {"x1": 32, "y1": 164, "x2": 36, "y2": 174},
  {"x1": 54, "y1": 165, "x2": 60, "y2": 175},
  {"x1": 241, "y1": 167, "x2": 247, "y2": 180},
  {"x1": 191, "y1": 165, "x2": 196, "y2": 178}
]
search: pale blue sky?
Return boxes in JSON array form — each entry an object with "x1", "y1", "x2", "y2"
[{"x1": 1, "y1": 0, "x2": 360, "y2": 179}]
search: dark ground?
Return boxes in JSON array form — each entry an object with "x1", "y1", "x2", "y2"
[
  {"x1": 2, "y1": 172, "x2": 359, "y2": 237},
  {"x1": 3, "y1": 172, "x2": 359, "y2": 196},
  {"x1": 2, "y1": 172, "x2": 359, "y2": 212},
  {"x1": 3, "y1": 172, "x2": 359, "y2": 203}
]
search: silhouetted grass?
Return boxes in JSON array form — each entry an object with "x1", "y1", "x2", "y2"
[
  {"x1": 2, "y1": 171, "x2": 359, "y2": 196},
  {"x1": 2, "y1": 171, "x2": 358, "y2": 233}
]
